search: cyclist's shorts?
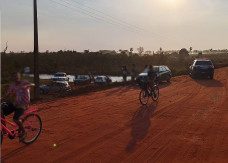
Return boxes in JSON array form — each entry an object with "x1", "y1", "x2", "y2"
[{"x1": 2, "y1": 103, "x2": 24, "y2": 120}]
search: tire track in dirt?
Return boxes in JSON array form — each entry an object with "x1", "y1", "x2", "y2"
[{"x1": 1, "y1": 67, "x2": 228, "y2": 163}]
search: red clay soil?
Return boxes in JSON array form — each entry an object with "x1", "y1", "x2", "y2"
[{"x1": 1, "y1": 67, "x2": 228, "y2": 163}]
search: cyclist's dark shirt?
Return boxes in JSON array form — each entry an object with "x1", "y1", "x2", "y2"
[{"x1": 148, "y1": 68, "x2": 155, "y2": 80}]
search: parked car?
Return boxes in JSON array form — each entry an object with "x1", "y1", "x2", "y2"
[
  {"x1": 189, "y1": 58, "x2": 214, "y2": 79},
  {"x1": 74, "y1": 75, "x2": 94, "y2": 85},
  {"x1": 94, "y1": 76, "x2": 112, "y2": 84},
  {"x1": 40, "y1": 81, "x2": 71, "y2": 94},
  {"x1": 51, "y1": 72, "x2": 70, "y2": 82},
  {"x1": 136, "y1": 65, "x2": 172, "y2": 84}
]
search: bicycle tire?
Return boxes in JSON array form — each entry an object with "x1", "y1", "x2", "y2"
[
  {"x1": 22, "y1": 114, "x2": 42, "y2": 144},
  {"x1": 1, "y1": 131, "x2": 3, "y2": 145},
  {"x1": 139, "y1": 89, "x2": 149, "y2": 105},
  {"x1": 152, "y1": 85, "x2": 159, "y2": 101}
]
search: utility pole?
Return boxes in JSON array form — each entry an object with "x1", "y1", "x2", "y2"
[{"x1": 34, "y1": 0, "x2": 40, "y2": 99}]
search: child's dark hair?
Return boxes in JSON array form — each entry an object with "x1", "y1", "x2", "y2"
[{"x1": 11, "y1": 72, "x2": 20, "y2": 76}]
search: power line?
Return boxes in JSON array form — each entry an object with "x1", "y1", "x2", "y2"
[
  {"x1": 50, "y1": 0, "x2": 175, "y2": 44},
  {"x1": 65, "y1": 0, "x2": 187, "y2": 45},
  {"x1": 50, "y1": 0, "x2": 142, "y2": 34},
  {"x1": 68, "y1": 0, "x2": 145, "y2": 32},
  {"x1": 61, "y1": 0, "x2": 142, "y2": 33},
  {"x1": 49, "y1": 0, "x2": 190, "y2": 47}
]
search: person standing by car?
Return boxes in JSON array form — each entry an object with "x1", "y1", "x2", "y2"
[
  {"x1": 131, "y1": 64, "x2": 137, "y2": 81},
  {"x1": 143, "y1": 65, "x2": 149, "y2": 73},
  {"x1": 122, "y1": 66, "x2": 128, "y2": 82}
]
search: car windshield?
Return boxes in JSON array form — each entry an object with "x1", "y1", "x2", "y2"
[
  {"x1": 153, "y1": 67, "x2": 159, "y2": 72},
  {"x1": 195, "y1": 61, "x2": 212, "y2": 65},
  {"x1": 54, "y1": 74, "x2": 65, "y2": 77},
  {"x1": 142, "y1": 67, "x2": 158, "y2": 73},
  {"x1": 96, "y1": 77, "x2": 103, "y2": 80}
]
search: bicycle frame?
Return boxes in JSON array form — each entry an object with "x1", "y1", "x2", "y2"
[
  {"x1": 1, "y1": 108, "x2": 38, "y2": 138},
  {"x1": 1, "y1": 118, "x2": 18, "y2": 137}
]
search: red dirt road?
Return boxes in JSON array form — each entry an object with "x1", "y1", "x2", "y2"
[{"x1": 1, "y1": 67, "x2": 228, "y2": 163}]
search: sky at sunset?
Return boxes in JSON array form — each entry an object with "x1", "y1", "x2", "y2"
[{"x1": 1, "y1": 0, "x2": 228, "y2": 52}]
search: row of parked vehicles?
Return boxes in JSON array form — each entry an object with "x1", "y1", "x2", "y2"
[
  {"x1": 40, "y1": 58, "x2": 214, "y2": 95},
  {"x1": 40, "y1": 73, "x2": 112, "y2": 94},
  {"x1": 74, "y1": 75, "x2": 112, "y2": 85},
  {"x1": 40, "y1": 66, "x2": 173, "y2": 95}
]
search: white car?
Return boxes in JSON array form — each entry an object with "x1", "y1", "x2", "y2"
[
  {"x1": 51, "y1": 72, "x2": 70, "y2": 82},
  {"x1": 95, "y1": 76, "x2": 112, "y2": 84}
]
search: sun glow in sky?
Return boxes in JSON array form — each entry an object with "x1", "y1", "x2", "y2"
[
  {"x1": 165, "y1": 0, "x2": 178, "y2": 5},
  {"x1": 1, "y1": 0, "x2": 228, "y2": 52},
  {"x1": 160, "y1": 0, "x2": 185, "y2": 8}
]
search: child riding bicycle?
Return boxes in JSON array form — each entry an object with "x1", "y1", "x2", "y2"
[{"x1": 1, "y1": 72, "x2": 35, "y2": 142}]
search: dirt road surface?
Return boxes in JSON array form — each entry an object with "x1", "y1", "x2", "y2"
[{"x1": 1, "y1": 67, "x2": 228, "y2": 163}]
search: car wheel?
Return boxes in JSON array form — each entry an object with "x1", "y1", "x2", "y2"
[
  {"x1": 191, "y1": 74, "x2": 195, "y2": 79},
  {"x1": 167, "y1": 77, "x2": 171, "y2": 83}
]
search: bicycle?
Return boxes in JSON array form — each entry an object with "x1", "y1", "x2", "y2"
[
  {"x1": 139, "y1": 80, "x2": 159, "y2": 105},
  {"x1": 1, "y1": 102, "x2": 42, "y2": 145}
]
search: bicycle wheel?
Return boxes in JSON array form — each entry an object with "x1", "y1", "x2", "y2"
[
  {"x1": 1, "y1": 131, "x2": 3, "y2": 145},
  {"x1": 151, "y1": 85, "x2": 159, "y2": 101},
  {"x1": 22, "y1": 114, "x2": 42, "y2": 144},
  {"x1": 139, "y1": 89, "x2": 149, "y2": 105}
]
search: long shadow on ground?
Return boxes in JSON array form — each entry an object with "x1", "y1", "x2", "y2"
[
  {"x1": 126, "y1": 102, "x2": 158, "y2": 153},
  {"x1": 105, "y1": 85, "x2": 136, "y2": 96},
  {"x1": 1, "y1": 144, "x2": 30, "y2": 162}
]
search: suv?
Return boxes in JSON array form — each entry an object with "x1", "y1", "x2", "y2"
[
  {"x1": 136, "y1": 65, "x2": 172, "y2": 84},
  {"x1": 189, "y1": 58, "x2": 214, "y2": 79}
]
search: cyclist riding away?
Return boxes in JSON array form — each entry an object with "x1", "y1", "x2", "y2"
[
  {"x1": 1, "y1": 72, "x2": 35, "y2": 142},
  {"x1": 148, "y1": 65, "x2": 156, "y2": 87}
]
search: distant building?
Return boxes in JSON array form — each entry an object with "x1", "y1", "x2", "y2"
[
  {"x1": 145, "y1": 51, "x2": 152, "y2": 55},
  {"x1": 99, "y1": 50, "x2": 116, "y2": 55}
]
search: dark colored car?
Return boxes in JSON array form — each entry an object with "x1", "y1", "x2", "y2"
[
  {"x1": 189, "y1": 58, "x2": 214, "y2": 79},
  {"x1": 136, "y1": 65, "x2": 172, "y2": 84},
  {"x1": 74, "y1": 75, "x2": 94, "y2": 86},
  {"x1": 40, "y1": 81, "x2": 71, "y2": 94}
]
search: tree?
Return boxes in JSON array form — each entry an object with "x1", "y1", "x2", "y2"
[
  {"x1": 3, "y1": 41, "x2": 8, "y2": 54},
  {"x1": 130, "y1": 48, "x2": 133, "y2": 55},
  {"x1": 190, "y1": 47, "x2": 192, "y2": 53},
  {"x1": 137, "y1": 46, "x2": 144, "y2": 55},
  {"x1": 179, "y1": 48, "x2": 189, "y2": 57},
  {"x1": 84, "y1": 49, "x2": 89, "y2": 54}
]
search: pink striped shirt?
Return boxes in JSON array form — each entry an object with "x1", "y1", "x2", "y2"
[{"x1": 8, "y1": 80, "x2": 31, "y2": 108}]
